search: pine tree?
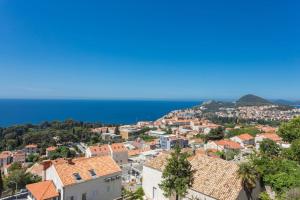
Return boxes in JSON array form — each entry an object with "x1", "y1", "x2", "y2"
[{"x1": 159, "y1": 145, "x2": 194, "y2": 200}]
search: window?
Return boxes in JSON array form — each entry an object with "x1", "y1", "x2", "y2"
[
  {"x1": 73, "y1": 173, "x2": 82, "y2": 181},
  {"x1": 82, "y1": 193, "x2": 87, "y2": 200},
  {"x1": 69, "y1": 196, "x2": 74, "y2": 200},
  {"x1": 89, "y1": 169, "x2": 96, "y2": 176}
]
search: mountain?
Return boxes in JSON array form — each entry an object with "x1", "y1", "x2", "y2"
[{"x1": 236, "y1": 94, "x2": 273, "y2": 107}]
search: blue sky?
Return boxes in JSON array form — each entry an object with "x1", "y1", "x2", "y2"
[{"x1": 0, "y1": 0, "x2": 299, "y2": 100}]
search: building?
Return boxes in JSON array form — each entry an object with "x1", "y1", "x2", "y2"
[
  {"x1": 85, "y1": 144, "x2": 111, "y2": 158},
  {"x1": 206, "y1": 139, "x2": 242, "y2": 151},
  {"x1": 230, "y1": 134, "x2": 255, "y2": 147},
  {"x1": 119, "y1": 127, "x2": 140, "y2": 140},
  {"x1": 0, "y1": 151, "x2": 12, "y2": 167},
  {"x1": 85, "y1": 143, "x2": 128, "y2": 165},
  {"x1": 148, "y1": 130, "x2": 166, "y2": 137},
  {"x1": 159, "y1": 135, "x2": 189, "y2": 150},
  {"x1": 110, "y1": 143, "x2": 129, "y2": 165},
  {"x1": 255, "y1": 133, "x2": 283, "y2": 150},
  {"x1": 24, "y1": 144, "x2": 38, "y2": 155},
  {"x1": 12, "y1": 150, "x2": 26, "y2": 163},
  {"x1": 26, "y1": 156, "x2": 122, "y2": 200},
  {"x1": 46, "y1": 146, "x2": 57, "y2": 157},
  {"x1": 143, "y1": 153, "x2": 261, "y2": 200},
  {"x1": 101, "y1": 133, "x2": 122, "y2": 142}
]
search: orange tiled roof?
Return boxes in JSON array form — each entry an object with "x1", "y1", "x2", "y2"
[
  {"x1": 0, "y1": 151, "x2": 12, "y2": 159},
  {"x1": 26, "y1": 180, "x2": 59, "y2": 200},
  {"x1": 215, "y1": 139, "x2": 242, "y2": 149},
  {"x1": 26, "y1": 163, "x2": 44, "y2": 177},
  {"x1": 111, "y1": 143, "x2": 127, "y2": 152},
  {"x1": 145, "y1": 154, "x2": 242, "y2": 200},
  {"x1": 26, "y1": 144, "x2": 37, "y2": 148},
  {"x1": 237, "y1": 133, "x2": 254, "y2": 141},
  {"x1": 46, "y1": 146, "x2": 57, "y2": 152},
  {"x1": 88, "y1": 144, "x2": 110, "y2": 155},
  {"x1": 258, "y1": 133, "x2": 282, "y2": 142},
  {"x1": 53, "y1": 156, "x2": 121, "y2": 186}
]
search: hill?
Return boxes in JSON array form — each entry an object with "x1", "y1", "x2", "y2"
[
  {"x1": 199, "y1": 100, "x2": 234, "y2": 112},
  {"x1": 236, "y1": 94, "x2": 272, "y2": 107}
]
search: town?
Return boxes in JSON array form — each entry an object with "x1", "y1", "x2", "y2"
[{"x1": 0, "y1": 97, "x2": 300, "y2": 200}]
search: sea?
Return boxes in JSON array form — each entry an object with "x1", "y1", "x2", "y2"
[{"x1": 0, "y1": 99, "x2": 200, "y2": 127}]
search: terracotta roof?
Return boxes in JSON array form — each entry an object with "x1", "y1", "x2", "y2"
[
  {"x1": 110, "y1": 143, "x2": 127, "y2": 152},
  {"x1": 88, "y1": 144, "x2": 110, "y2": 155},
  {"x1": 26, "y1": 144, "x2": 38, "y2": 148},
  {"x1": 237, "y1": 133, "x2": 254, "y2": 141},
  {"x1": 0, "y1": 151, "x2": 12, "y2": 159},
  {"x1": 258, "y1": 133, "x2": 282, "y2": 142},
  {"x1": 53, "y1": 156, "x2": 121, "y2": 186},
  {"x1": 145, "y1": 154, "x2": 242, "y2": 200},
  {"x1": 26, "y1": 180, "x2": 59, "y2": 200},
  {"x1": 26, "y1": 163, "x2": 44, "y2": 177},
  {"x1": 46, "y1": 146, "x2": 57, "y2": 152},
  {"x1": 214, "y1": 139, "x2": 242, "y2": 149}
]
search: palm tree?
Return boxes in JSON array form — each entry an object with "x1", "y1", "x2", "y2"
[{"x1": 238, "y1": 162, "x2": 258, "y2": 200}]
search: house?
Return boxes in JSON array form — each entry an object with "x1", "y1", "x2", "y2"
[
  {"x1": 85, "y1": 143, "x2": 128, "y2": 165},
  {"x1": 110, "y1": 143, "x2": 128, "y2": 165},
  {"x1": 26, "y1": 162, "x2": 44, "y2": 178},
  {"x1": 46, "y1": 146, "x2": 57, "y2": 157},
  {"x1": 148, "y1": 130, "x2": 166, "y2": 137},
  {"x1": 206, "y1": 139, "x2": 242, "y2": 151},
  {"x1": 12, "y1": 150, "x2": 26, "y2": 163},
  {"x1": 230, "y1": 134, "x2": 255, "y2": 147},
  {"x1": 142, "y1": 153, "x2": 261, "y2": 200},
  {"x1": 0, "y1": 151, "x2": 12, "y2": 167},
  {"x1": 120, "y1": 127, "x2": 140, "y2": 140},
  {"x1": 159, "y1": 135, "x2": 189, "y2": 150},
  {"x1": 25, "y1": 144, "x2": 38, "y2": 155},
  {"x1": 85, "y1": 144, "x2": 111, "y2": 158},
  {"x1": 255, "y1": 133, "x2": 283, "y2": 150},
  {"x1": 101, "y1": 133, "x2": 122, "y2": 142},
  {"x1": 26, "y1": 156, "x2": 122, "y2": 200}
]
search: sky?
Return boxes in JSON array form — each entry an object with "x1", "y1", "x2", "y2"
[{"x1": 0, "y1": 0, "x2": 299, "y2": 100}]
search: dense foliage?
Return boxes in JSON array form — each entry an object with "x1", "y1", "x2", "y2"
[
  {"x1": 0, "y1": 120, "x2": 105, "y2": 151},
  {"x1": 246, "y1": 118, "x2": 300, "y2": 199},
  {"x1": 278, "y1": 117, "x2": 300, "y2": 143},
  {"x1": 48, "y1": 146, "x2": 76, "y2": 160}
]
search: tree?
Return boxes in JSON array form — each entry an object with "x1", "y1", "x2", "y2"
[
  {"x1": 4, "y1": 170, "x2": 41, "y2": 193},
  {"x1": 289, "y1": 139, "x2": 300, "y2": 164},
  {"x1": 259, "y1": 139, "x2": 281, "y2": 157},
  {"x1": 159, "y1": 145, "x2": 194, "y2": 200},
  {"x1": 278, "y1": 117, "x2": 300, "y2": 143},
  {"x1": 206, "y1": 126, "x2": 225, "y2": 141},
  {"x1": 238, "y1": 162, "x2": 259, "y2": 200}
]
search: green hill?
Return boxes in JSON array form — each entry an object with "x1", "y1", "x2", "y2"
[{"x1": 236, "y1": 94, "x2": 272, "y2": 107}]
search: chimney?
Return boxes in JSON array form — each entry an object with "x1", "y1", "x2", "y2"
[{"x1": 41, "y1": 160, "x2": 52, "y2": 180}]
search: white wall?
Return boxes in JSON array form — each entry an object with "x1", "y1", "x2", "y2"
[
  {"x1": 142, "y1": 166, "x2": 168, "y2": 200},
  {"x1": 63, "y1": 172, "x2": 122, "y2": 200},
  {"x1": 46, "y1": 165, "x2": 65, "y2": 198}
]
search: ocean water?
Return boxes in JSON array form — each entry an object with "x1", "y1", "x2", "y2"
[{"x1": 0, "y1": 99, "x2": 200, "y2": 127}]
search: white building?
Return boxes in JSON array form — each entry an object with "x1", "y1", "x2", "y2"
[
  {"x1": 26, "y1": 156, "x2": 122, "y2": 200},
  {"x1": 143, "y1": 153, "x2": 261, "y2": 200},
  {"x1": 230, "y1": 133, "x2": 255, "y2": 147},
  {"x1": 85, "y1": 143, "x2": 128, "y2": 165}
]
